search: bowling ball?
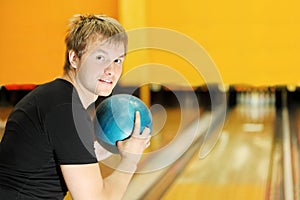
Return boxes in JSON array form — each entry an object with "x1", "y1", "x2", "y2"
[{"x1": 94, "y1": 94, "x2": 152, "y2": 153}]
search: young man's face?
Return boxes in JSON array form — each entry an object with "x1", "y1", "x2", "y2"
[{"x1": 76, "y1": 40, "x2": 125, "y2": 97}]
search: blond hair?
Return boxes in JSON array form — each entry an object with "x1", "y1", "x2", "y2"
[{"x1": 63, "y1": 14, "x2": 128, "y2": 73}]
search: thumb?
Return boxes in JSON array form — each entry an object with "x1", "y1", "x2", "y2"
[{"x1": 116, "y1": 140, "x2": 123, "y2": 149}]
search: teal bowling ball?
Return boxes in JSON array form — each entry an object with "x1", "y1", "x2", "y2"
[{"x1": 94, "y1": 94, "x2": 152, "y2": 153}]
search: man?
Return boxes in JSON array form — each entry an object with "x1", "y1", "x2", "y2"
[{"x1": 0, "y1": 14, "x2": 151, "y2": 199}]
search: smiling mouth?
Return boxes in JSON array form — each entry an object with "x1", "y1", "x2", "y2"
[{"x1": 99, "y1": 79, "x2": 113, "y2": 84}]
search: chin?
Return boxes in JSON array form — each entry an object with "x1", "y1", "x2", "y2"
[{"x1": 98, "y1": 90, "x2": 112, "y2": 97}]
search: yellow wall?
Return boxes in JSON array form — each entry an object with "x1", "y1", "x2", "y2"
[
  {"x1": 119, "y1": 0, "x2": 300, "y2": 86},
  {"x1": 1, "y1": 0, "x2": 300, "y2": 86},
  {"x1": 0, "y1": 0, "x2": 118, "y2": 85}
]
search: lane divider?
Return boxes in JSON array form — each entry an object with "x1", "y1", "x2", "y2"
[{"x1": 282, "y1": 90, "x2": 295, "y2": 200}]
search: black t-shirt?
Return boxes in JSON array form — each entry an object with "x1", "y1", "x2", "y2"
[{"x1": 0, "y1": 79, "x2": 97, "y2": 199}]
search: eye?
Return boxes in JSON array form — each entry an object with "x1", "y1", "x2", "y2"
[
  {"x1": 96, "y1": 55, "x2": 105, "y2": 61},
  {"x1": 114, "y1": 58, "x2": 123, "y2": 64}
]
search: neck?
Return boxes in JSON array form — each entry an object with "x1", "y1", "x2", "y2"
[{"x1": 61, "y1": 72, "x2": 98, "y2": 109}]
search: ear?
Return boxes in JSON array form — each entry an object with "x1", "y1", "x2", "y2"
[{"x1": 68, "y1": 50, "x2": 78, "y2": 69}]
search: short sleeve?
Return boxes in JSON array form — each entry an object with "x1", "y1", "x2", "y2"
[{"x1": 45, "y1": 103, "x2": 97, "y2": 164}]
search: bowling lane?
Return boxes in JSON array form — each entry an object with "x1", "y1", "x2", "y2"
[
  {"x1": 160, "y1": 103, "x2": 276, "y2": 200},
  {"x1": 100, "y1": 105, "x2": 205, "y2": 198},
  {"x1": 288, "y1": 103, "x2": 300, "y2": 199}
]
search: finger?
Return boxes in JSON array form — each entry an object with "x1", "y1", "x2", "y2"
[
  {"x1": 131, "y1": 128, "x2": 151, "y2": 140},
  {"x1": 131, "y1": 111, "x2": 141, "y2": 137},
  {"x1": 146, "y1": 140, "x2": 151, "y2": 148},
  {"x1": 140, "y1": 127, "x2": 151, "y2": 136},
  {"x1": 116, "y1": 140, "x2": 122, "y2": 148}
]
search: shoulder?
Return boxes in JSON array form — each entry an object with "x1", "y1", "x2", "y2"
[
  {"x1": 19, "y1": 79, "x2": 78, "y2": 111},
  {"x1": 10, "y1": 79, "x2": 79, "y2": 127},
  {"x1": 35, "y1": 78, "x2": 74, "y2": 102},
  {"x1": 15, "y1": 79, "x2": 73, "y2": 105}
]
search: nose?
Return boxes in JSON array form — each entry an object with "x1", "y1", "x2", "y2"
[{"x1": 104, "y1": 62, "x2": 115, "y2": 76}]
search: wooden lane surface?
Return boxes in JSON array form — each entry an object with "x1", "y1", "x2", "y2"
[
  {"x1": 290, "y1": 106, "x2": 300, "y2": 199},
  {"x1": 161, "y1": 105, "x2": 276, "y2": 200},
  {"x1": 122, "y1": 106, "x2": 204, "y2": 199}
]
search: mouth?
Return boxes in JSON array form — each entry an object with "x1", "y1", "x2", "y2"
[{"x1": 98, "y1": 78, "x2": 113, "y2": 84}]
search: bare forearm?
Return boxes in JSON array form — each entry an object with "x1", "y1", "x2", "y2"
[
  {"x1": 99, "y1": 112, "x2": 151, "y2": 199},
  {"x1": 102, "y1": 160, "x2": 137, "y2": 200}
]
